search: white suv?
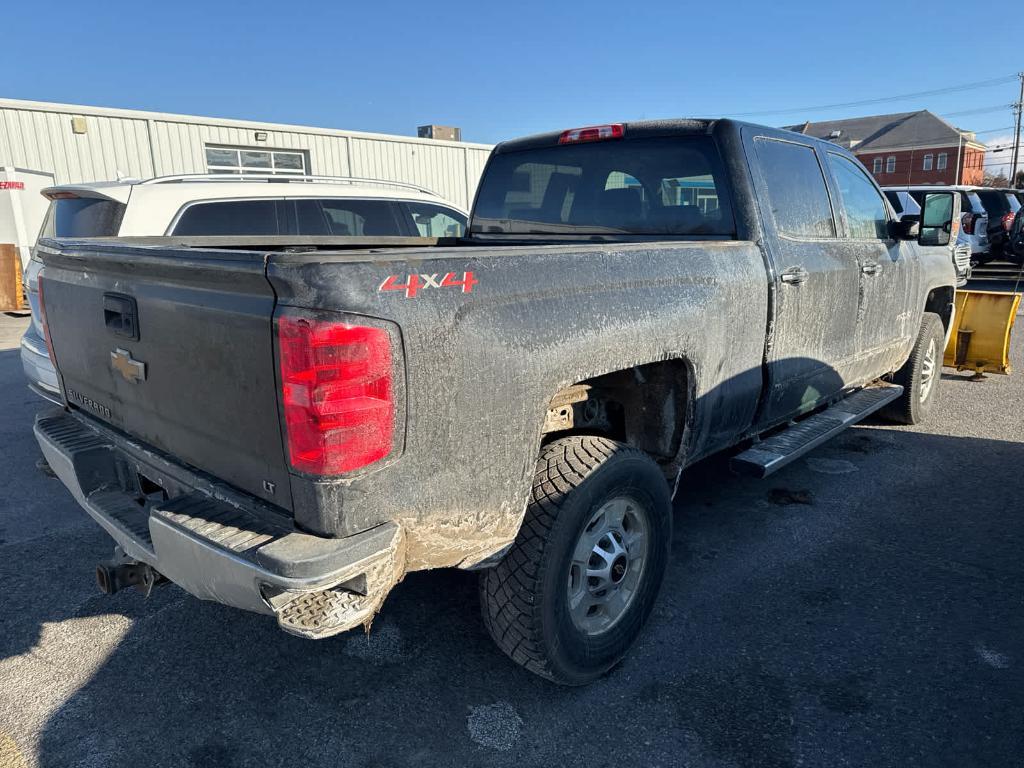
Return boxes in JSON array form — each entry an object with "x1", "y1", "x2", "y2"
[{"x1": 22, "y1": 175, "x2": 467, "y2": 401}]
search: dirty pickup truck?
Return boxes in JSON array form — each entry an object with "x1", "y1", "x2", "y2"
[{"x1": 35, "y1": 119, "x2": 957, "y2": 684}]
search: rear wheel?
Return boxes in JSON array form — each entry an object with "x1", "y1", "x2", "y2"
[
  {"x1": 479, "y1": 436, "x2": 671, "y2": 685},
  {"x1": 882, "y1": 312, "x2": 944, "y2": 425}
]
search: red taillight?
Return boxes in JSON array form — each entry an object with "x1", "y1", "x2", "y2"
[
  {"x1": 1002, "y1": 212, "x2": 1015, "y2": 232},
  {"x1": 277, "y1": 315, "x2": 394, "y2": 475},
  {"x1": 558, "y1": 123, "x2": 625, "y2": 145},
  {"x1": 37, "y1": 277, "x2": 58, "y2": 366},
  {"x1": 962, "y1": 213, "x2": 976, "y2": 235}
]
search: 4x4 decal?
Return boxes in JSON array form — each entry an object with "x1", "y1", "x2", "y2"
[{"x1": 378, "y1": 272, "x2": 478, "y2": 299}]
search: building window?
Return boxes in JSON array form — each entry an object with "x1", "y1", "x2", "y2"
[
  {"x1": 872, "y1": 157, "x2": 883, "y2": 174},
  {"x1": 923, "y1": 154, "x2": 933, "y2": 171},
  {"x1": 886, "y1": 156, "x2": 896, "y2": 173},
  {"x1": 937, "y1": 153, "x2": 948, "y2": 171},
  {"x1": 204, "y1": 145, "x2": 309, "y2": 175}
]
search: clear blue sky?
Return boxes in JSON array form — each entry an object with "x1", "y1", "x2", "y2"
[{"x1": 5, "y1": 0, "x2": 1022, "y2": 161}]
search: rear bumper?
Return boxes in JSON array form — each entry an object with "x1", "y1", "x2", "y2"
[
  {"x1": 35, "y1": 409, "x2": 404, "y2": 638},
  {"x1": 20, "y1": 326, "x2": 61, "y2": 403}
]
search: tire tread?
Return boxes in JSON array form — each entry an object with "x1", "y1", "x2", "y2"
[
  {"x1": 479, "y1": 435, "x2": 649, "y2": 682},
  {"x1": 882, "y1": 312, "x2": 944, "y2": 425}
]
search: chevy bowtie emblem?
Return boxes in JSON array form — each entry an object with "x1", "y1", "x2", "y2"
[{"x1": 111, "y1": 348, "x2": 147, "y2": 384}]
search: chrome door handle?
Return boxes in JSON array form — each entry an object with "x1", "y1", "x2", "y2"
[
  {"x1": 861, "y1": 262, "x2": 881, "y2": 275},
  {"x1": 780, "y1": 266, "x2": 809, "y2": 285}
]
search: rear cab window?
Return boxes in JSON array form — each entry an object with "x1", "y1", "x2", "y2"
[{"x1": 471, "y1": 135, "x2": 735, "y2": 237}]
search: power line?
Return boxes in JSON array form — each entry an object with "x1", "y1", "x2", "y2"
[
  {"x1": 726, "y1": 74, "x2": 1018, "y2": 118},
  {"x1": 867, "y1": 127, "x2": 1018, "y2": 152},
  {"x1": 980, "y1": 158, "x2": 1024, "y2": 168},
  {"x1": 974, "y1": 125, "x2": 1017, "y2": 135},
  {"x1": 802, "y1": 130, "x2": 1014, "y2": 154},
  {"x1": 940, "y1": 104, "x2": 1015, "y2": 118}
]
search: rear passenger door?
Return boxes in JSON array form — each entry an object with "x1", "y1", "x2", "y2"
[
  {"x1": 825, "y1": 153, "x2": 919, "y2": 375},
  {"x1": 747, "y1": 134, "x2": 862, "y2": 424}
]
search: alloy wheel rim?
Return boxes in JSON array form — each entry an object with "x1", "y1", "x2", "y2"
[
  {"x1": 566, "y1": 495, "x2": 650, "y2": 636},
  {"x1": 920, "y1": 337, "x2": 937, "y2": 403}
]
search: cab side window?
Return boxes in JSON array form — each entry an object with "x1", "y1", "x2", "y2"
[
  {"x1": 828, "y1": 154, "x2": 890, "y2": 239},
  {"x1": 754, "y1": 138, "x2": 836, "y2": 238}
]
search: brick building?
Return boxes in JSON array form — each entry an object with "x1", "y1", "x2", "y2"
[{"x1": 786, "y1": 110, "x2": 986, "y2": 186}]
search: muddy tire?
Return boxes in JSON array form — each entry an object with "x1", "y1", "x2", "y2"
[
  {"x1": 882, "y1": 312, "x2": 945, "y2": 425},
  {"x1": 479, "y1": 435, "x2": 671, "y2": 685}
]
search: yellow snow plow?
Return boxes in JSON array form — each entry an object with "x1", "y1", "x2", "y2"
[{"x1": 944, "y1": 290, "x2": 1021, "y2": 375}]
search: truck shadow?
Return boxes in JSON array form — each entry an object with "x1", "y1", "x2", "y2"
[
  {"x1": 18, "y1": 426, "x2": 1024, "y2": 768},
  {"x1": 5, "y1": 348, "x2": 1022, "y2": 767}
]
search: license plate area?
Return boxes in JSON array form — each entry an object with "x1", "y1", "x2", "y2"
[{"x1": 113, "y1": 456, "x2": 181, "y2": 507}]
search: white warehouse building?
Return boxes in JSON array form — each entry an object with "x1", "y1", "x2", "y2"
[{"x1": 0, "y1": 98, "x2": 494, "y2": 210}]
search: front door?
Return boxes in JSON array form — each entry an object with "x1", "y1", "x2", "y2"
[
  {"x1": 825, "y1": 152, "x2": 921, "y2": 376},
  {"x1": 746, "y1": 132, "x2": 862, "y2": 424}
]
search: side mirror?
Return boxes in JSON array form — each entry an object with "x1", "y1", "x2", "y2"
[
  {"x1": 892, "y1": 215, "x2": 920, "y2": 240},
  {"x1": 919, "y1": 192, "x2": 956, "y2": 247}
]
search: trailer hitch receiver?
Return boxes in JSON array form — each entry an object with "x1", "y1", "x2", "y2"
[{"x1": 96, "y1": 548, "x2": 167, "y2": 597}]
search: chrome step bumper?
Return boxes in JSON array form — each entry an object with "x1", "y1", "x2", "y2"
[{"x1": 35, "y1": 409, "x2": 404, "y2": 637}]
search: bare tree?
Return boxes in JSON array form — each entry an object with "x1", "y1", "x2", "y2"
[{"x1": 982, "y1": 172, "x2": 1010, "y2": 187}]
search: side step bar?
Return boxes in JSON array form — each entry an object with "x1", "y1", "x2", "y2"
[{"x1": 730, "y1": 384, "x2": 903, "y2": 479}]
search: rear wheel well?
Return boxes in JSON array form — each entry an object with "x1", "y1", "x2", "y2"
[
  {"x1": 541, "y1": 359, "x2": 692, "y2": 465},
  {"x1": 925, "y1": 286, "x2": 955, "y2": 333}
]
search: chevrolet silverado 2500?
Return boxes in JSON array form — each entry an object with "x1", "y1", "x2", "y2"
[{"x1": 34, "y1": 119, "x2": 957, "y2": 684}]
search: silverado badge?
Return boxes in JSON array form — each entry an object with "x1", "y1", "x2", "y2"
[{"x1": 111, "y1": 348, "x2": 147, "y2": 384}]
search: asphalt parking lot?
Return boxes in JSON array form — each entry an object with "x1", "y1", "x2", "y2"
[{"x1": 1, "y1": 292, "x2": 1022, "y2": 768}]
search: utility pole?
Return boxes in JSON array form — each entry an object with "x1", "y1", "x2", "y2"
[
  {"x1": 955, "y1": 131, "x2": 962, "y2": 185},
  {"x1": 1011, "y1": 71, "x2": 1023, "y2": 189}
]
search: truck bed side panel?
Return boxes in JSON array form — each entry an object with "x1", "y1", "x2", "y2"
[{"x1": 268, "y1": 241, "x2": 767, "y2": 567}]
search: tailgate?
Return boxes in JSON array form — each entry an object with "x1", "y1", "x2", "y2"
[{"x1": 37, "y1": 239, "x2": 291, "y2": 510}]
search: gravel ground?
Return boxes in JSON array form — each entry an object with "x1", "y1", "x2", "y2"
[{"x1": 0, "y1": 293, "x2": 1022, "y2": 768}]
